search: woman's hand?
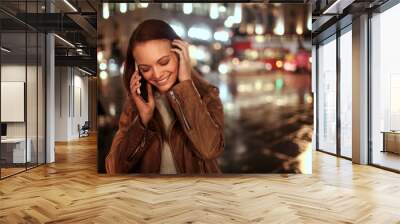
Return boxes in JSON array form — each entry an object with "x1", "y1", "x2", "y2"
[
  {"x1": 130, "y1": 71, "x2": 155, "y2": 127},
  {"x1": 171, "y1": 39, "x2": 191, "y2": 82}
]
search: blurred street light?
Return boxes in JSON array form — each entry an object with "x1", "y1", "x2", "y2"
[
  {"x1": 183, "y1": 3, "x2": 193, "y2": 14},
  {"x1": 233, "y1": 3, "x2": 242, "y2": 24},
  {"x1": 296, "y1": 22, "x2": 303, "y2": 35},
  {"x1": 102, "y1": 3, "x2": 109, "y2": 19},
  {"x1": 188, "y1": 25, "x2": 212, "y2": 41},
  {"x1": 307, "y1": 14, "x2": 312, "y2": 31},
  {"x1": 218, "y1": 63, "x2": 229, "y2": 74},
  {"x1": 99, "y1": 71, "x2": 108, "y2": 80},
  {"x1": 224, "y1": 16, "x2": 235, "y2": 28},
  {"x1": 170, "y1": 20, "x2": 186, "y2": 37},
  {"x1": 275, "y1": 77, "x2": 284, "y2": 90},
  {"x1": 219, "y1": 5, "x2": 226, "y2": 13},
  {"x1": 99, "y1": 62, "x2": 107, "y2": 70},
  {"x1": 214, "y1": 30, "x2": 230, "y2": 42},
  {"x1": 108, "y1": 59, "x2": 118, "y2": 73},
  {"x1": 213, "y1": 42, "x2": 222, "y2": 50},
  {"x1": 276, "y1": 60, "x2": 283, "y2": 68},
  {"x1": 274, "y1": 17, "x2": 285, "y2": 35},
  {"x1": 246, "y1": 24, "x2": 254, "y2": 35},
  {"x1": 210, "y1": 3, "x2": 219, "y2": 19},
  {"x1": 189, "y1": 45, "x2": 211, "y2": 62},
  {"x1": 255, "y1": 24, "x2": 264, "y2": 35},
  {"x1": 97, "y1": 51, "x2": 103, "y2": 62},
  {"x1": 200, "y1": 65, "x2": 211, "y2": 74},
  {"x1": 255, "y1": 35, "x2": 265, "y2": 42},
  {"x1": 120, "y1": 61, "x2": 125, "y2": 75},
  {"x1": 119, "y1": 3, "x2": 127, "y2": 13},
  {"x1": 138, "y1": 3, "x2": 149, "y2": 8}
]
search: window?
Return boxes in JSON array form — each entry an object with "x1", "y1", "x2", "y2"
[
  {"x1": 0, "y1": 1, "x2": 46, "y2": 179},
  {"x1": 317, "y1": 36, "x2": 337, "y2": 154},
  {"x1": 339, "y1": 28, "x2": 352, "y2": 158},
  {"x1": 370, "y1": 3, "x2": 400, "y2": 171}
]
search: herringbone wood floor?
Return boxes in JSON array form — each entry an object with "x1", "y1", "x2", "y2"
[{"x1": 1, "y1": 135, "x2": 400, "y2": 223}]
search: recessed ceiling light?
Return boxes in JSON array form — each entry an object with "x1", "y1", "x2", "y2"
[
  {"x1": 54, "y1": 34, "x2": 75, "y2": 48},
  {"x1": 63, "y1": 0, "x2": 78, "y2": 12},
  {"x1": 1, "y1": 47, "x2": 11, "y2": 53}
]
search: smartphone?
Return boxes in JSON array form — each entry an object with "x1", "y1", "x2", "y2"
[{"x1": 135, "y1": 63, "x2": 148, "y2": 102}]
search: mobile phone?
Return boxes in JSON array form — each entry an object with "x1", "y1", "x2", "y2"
[{"x1": 135, "y1": 63, "x2": 148, "y2": 102}]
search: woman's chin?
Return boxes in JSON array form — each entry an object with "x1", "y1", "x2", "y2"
[
  {"x1": 154, "y1": 75, "x2": 177, "y2": 93},
  {"x1": 155, "y1": 81, "x2": 174, "y2": 93}
]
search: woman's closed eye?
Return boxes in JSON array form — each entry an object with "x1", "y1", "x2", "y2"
[
  {"x1": 159, "y1": 58, "x2": 170, "y2": 66},
  {"x1": 137, "y1": 56, "x2": 170, "y2": 73},
  {"x1": 139, "y1": 66, "x2": 150, "y2": 73}
]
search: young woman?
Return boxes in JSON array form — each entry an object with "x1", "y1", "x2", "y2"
[{"x1": 105, "y1": 19, "x2": 224, "y2": 174}]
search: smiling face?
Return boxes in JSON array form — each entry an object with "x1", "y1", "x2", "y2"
[{"x1": 133, "y1": 39, "x2": 179, "y2": 93}]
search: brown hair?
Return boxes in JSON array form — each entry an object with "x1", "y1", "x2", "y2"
[{"x1": 122, "y1": 19, "x2": 182, "y2": 93}]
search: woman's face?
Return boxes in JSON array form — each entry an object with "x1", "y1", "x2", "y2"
[{"x1": 133, "y1": 39, "x2": 179, "y2": 93}]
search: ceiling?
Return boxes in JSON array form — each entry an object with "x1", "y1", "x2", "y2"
[
  {"x1": 311, "y1": 0, "x2": 389, "y2": 43},
  {"x1": 0, "y1": 0, "x2": 97, "y2": 74}
]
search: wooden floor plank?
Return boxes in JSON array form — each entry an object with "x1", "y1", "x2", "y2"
[{"x1": 0, "y1": 135, "x2": 399, "y2": 223}]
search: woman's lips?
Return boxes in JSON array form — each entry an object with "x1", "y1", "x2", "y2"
[{"x1": 154, "y1": 74, "x2": 171, "y2": 86}]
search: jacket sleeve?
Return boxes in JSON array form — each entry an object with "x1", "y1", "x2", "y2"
[
  {"x1": 105, "y1": 99, "x2": 156, "y2": 174},
  {"x1": 167, "y1": 79, "x2": 224, "y2": 160}
]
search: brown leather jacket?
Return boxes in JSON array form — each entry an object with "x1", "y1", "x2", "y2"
[{"x1": 105, "y1": 71, "x2": 224, "y2": 174}]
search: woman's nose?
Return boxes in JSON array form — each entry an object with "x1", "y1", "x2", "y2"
[{"x1": 152, "y1": 66, "x2": 162, "y2": 79}]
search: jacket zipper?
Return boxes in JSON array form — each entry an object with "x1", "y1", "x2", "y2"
[
  {"x1": 167, "y1": 118, "x2": 181, "y2": 173},
  {"x1": 140, "y1": 131, "x2": 146, "y2": 147},
  {"x1": 128, "y1": 115, "x2": 145, "y2": 160},
  {"x1": 169, "y1": 91, "x2": 191, "y2": 131},
  {"x1": 137, "y1": 115, "x2": 146, "y2": 148}
]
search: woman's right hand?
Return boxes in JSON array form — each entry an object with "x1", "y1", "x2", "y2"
[{"x1": 130, "y1": 71, "x2": 155, "y2": 127}]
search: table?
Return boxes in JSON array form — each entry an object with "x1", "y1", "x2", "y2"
[
  {"x1": 381, "y1": 131, "x2": 400, "y2": 154},
  {"x1": 1, "y1": 138, "x2": 32, "y2": 163}
]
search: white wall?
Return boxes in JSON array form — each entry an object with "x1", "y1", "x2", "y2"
[
  {"x1": 55, "y1": 67, "x2": 89, "y2": 141},
  {"x1": 1, "y1": 65, "x2": 26, "y2": 139},
  {"x1": 1, "y1": 65, "x2": 37, "y2": 138},
  {"x1": 55, "y1": 67, "x2": 69, "y2": 141}
]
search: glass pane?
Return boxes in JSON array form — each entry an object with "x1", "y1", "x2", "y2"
[
  {"x1": 0, "y1": 1, "x2": 46, "y2": 178},
  {"x1": 371, "y1": 4, "x2": 400, "y2": 171},
  {"x1": 25, "y1": 0, "x2": 40, "y2": 170},
  {"x1": 38, "y1": 32, "x2": 45, "y2": 165},
  {"x1": 1, "y1": 31, "x2": 27, "y2": 177},
  {"x1": 339, "y1": 29, "x2": 352, "y2": 158},
  {"x1": 27, "y1": 31, "x2": 38, "y2": 169},
  {"x1": 317, "y1": 37, "x2": 337, "y2": 154}
]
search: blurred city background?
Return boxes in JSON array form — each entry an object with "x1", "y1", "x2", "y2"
[{"x1": 97, "y1": 3, "x2": 313, "y2": 173}]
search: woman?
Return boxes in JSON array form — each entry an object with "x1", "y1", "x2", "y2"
[{"x1": 105, "y1": 19, "x2": 224, "y2": 174}]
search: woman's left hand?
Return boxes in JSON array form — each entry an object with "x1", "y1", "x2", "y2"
[{"x1": 171, "y1": 39, "x2": 191, "y2": 82}]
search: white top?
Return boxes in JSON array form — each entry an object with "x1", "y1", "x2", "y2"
[{"x1": 155, "y1": 92, "x2": 178, "y2": 174}]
